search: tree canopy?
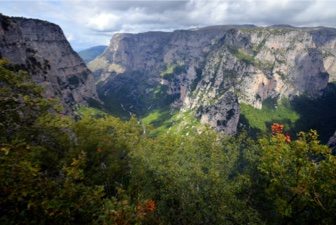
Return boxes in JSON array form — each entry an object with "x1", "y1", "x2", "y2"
[{"x1": 1, "y1": 59, "x2": 335, "y2": 224}]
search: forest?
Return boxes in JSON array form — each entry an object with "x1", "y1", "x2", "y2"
[{"x1": 1, "y1": 58, "x2": 336, "y2": 224}]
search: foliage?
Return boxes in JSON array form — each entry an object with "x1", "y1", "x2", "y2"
[
  {"x1": 0, "y1": 60, "x2": 152, "y2": 224},
  {"x1": 141, "y1": 109, "x2": 203, "y2": 138},
  {"x1": 159, "y1": 63, "x2": 185, "y2": 78},
  {"x1": 70, "y1": 114, "x2": 143, "y2": 189},
  {"x1": 240, "y1": 83, "x2": 336, "y2": 144},
  {"x1": 289, "y1": 83, "x2": 336, "y2": 143},
  {"x1": 239, "y1": 98, "x2": 300, "y2": 136},
  {"x1": 242, "y1": 125, "x2": 336, "y2": 224},
  {"x1": 130, "y1": 130, "x2": 261, "y2": 224},
  {"x1": 98, "y1": 186, "x2": 155, "y2": 225},
  {"x1": 0, "y1": 58, "x2": 60, "y2": 142},
  {"x1": 1, "y1": 59, "x2": 335, "y2": 224},
  {"x1": 141, "y1": 106, "x2": 177, "y2": 137},
  {"x1": 76, "y1": 106, "x2": 107, "y2": 119}
]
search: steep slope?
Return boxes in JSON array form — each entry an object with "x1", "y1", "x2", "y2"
[
  {"x1": 0, "y1": 14, "x2": 99, "y2": 114},
  {"x1": 187, "y1": 27, "x2": 336, "y2": 135},
  {"x1": 89, "y1": 25, "x2": 254, "y2": 120},
  {"x1": 78, "y1": 45, "x2": 107, "y2": 63},
  {"x1": 90, "y1": 25, "x2": 336, "y2": 136},
  {"x1": 192, "y1": 27, "x2": 336, "y2": 108}
]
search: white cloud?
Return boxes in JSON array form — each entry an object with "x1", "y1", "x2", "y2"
[
  {"x1": 66, "y1": 33, "x2": 74, "y2": 41},
  {"x1": 1, "y1": 0, "x2": 336, "y2": 50},
  {"x1": 87, "y1": 12, "x2": 121, "y2": 31}
]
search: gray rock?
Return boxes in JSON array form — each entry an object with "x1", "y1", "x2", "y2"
[
  {"x1": 0, "y1": 14, "x2": 99, "y2": 114},
  {"x1": 90, "y1": 25, "x2": 336, "y2": 136},
  {"x1": 328, "y1": 131, "x2": 336, "y2": 154}
]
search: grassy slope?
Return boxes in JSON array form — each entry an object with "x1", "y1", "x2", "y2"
[
  {"x1": 85, "y1": 82, "x2": 336, "y2": 143},
  {"x1": 239, "y1": 83, "x2": 336, "y2": 143},
  {"x1": 141, "y1": 106, "x2": 204, "y2": 137},
  {"x1": 92, "y1": 82, "x2": 336, "y2": 142},
  {"x1": 239, "y1": 98, "x2": 300, "y2": 138}
]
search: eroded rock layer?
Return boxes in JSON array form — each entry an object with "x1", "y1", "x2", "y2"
[
  {"x1": 90, "y1": 25, "x2": 336, "y2": 135},
  {"x1": 0, "y1": 14, "x2": 98, "y2": 114}
]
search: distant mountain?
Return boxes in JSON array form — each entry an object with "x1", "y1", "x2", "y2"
[{"x1": 78, "y1": 45, "x2": 107, "y2": 63}]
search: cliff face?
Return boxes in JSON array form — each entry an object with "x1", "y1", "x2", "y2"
[
  {"x1": 0, "y1": 14, "x2": 98, "y2": 114},
  {"x1": 89, "y1": 25, "x2": 254, "y2": 128},
  {"x1": 90, "y1": 25, "x2": 336, "y2": 135},
  {"x1": 191, "y1": 28, "x2": 336, "y2": 109},
  {"x1": 186, "y1": 27, "x2": 336, "y2": 134}
]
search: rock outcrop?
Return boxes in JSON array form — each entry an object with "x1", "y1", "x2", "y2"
[
  {"x1": 0, "y1": 14, "x2": 99, "y2": 114},
  {"x1": 90, "y1": 25, "x2": 336, "y2": 135},
  {"x1": 328, "y1": 132, "x2": 336, "y2": 154},
  {"x1": 89, "y1": 25, "x2": 254, "y2": 132}
]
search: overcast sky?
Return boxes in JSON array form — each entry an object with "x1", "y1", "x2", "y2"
[{"x1": 1, "y1": 0, "x2": 336, "y2": 51}]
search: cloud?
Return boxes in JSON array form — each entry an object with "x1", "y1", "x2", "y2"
[
  {"x1": 1, "y1": 0, "x2": 336, "y2": 50},
  {"x1": 87, "y1": 12, "x2": 121, "y2": 31},
  {"x1": 66, "y1": 33, "x2": 74, "y2": 41}
]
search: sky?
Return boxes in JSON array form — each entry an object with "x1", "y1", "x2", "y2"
[{"x1": 1, "y1": 0, "x2": 336, "y2": 51}]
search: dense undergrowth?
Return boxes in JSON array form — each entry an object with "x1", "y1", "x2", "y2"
[{"x1": 1, "y1": 59, "x2": 336, "y2": 224}]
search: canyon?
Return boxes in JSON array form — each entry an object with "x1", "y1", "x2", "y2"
[
  {"x1": 89, "y1": 25, "x2": 336, "y2": 137},
  {"x1": 1, "y1": 13, "x2": 336, "y2": 145}
]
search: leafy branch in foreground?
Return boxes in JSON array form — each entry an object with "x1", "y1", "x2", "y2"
[{"x1": 255, "y1": 124, "x2": 336, "y2": 224}]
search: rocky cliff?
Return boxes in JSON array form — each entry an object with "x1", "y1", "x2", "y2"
[
  {"x1": 0, "y1": 14, "x2": 98, "y2": 114},
  {"x1": 89, "y1": 25, "x2": 254, "y2": 129},
  {"x1": 90, "y1": 25, "x2": 336, "y2": 136}
]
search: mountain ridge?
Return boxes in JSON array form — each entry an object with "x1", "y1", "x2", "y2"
[
  {"x1": 78, "y1": 45, "x2": 107, "y2": 63},
  {"x1": 89, "y1": 24, "x2": 336, "y2": 140}
]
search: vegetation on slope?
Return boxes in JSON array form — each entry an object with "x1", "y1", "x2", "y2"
[
  {"x1": 240, "y1": 84, "x2": 336, "y2": 143},
  {"x1": 141, "y1": 107, "x2": 203, "y2": 137},
  {"x1": 239, "y1": 97, "x2": 300, "y2": 137},
  {"x1": 1, "y1": 59, "x2": 336, "y2": 224}
]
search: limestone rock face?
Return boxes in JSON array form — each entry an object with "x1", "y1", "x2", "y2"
[
  {"x1": 328, "y1": 131, "x2": 336, "y2": 154},
  {"x1": 90, "y1": 25, "x2": 336, "y2": 135},
  {"x1": 193, "y1": 28, "x2": 336, "y2": 107},
  {"x1": 0, "y1": 14, "x2": 98, "y2": 114},
  {"x1": 90, "y1": 25, "x2": 254, "y2": 133},
  {"x1": 195, "y1": 91, "x2": 240, "y2": 135}
]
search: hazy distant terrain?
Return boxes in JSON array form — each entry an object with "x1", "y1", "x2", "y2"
[{"x1": 78, "y1": 45, "x2": 107, "y2": 63}]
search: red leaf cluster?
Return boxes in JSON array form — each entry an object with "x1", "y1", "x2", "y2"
[
  {"x1": 137, "y1": 200, "x2": 155, "y2": 216},
  {"x1": 271, "y1": 123, "x2": 284, "y2": 136},
  {"x1": 271, "y1": 123, "x2": 291, "y2": 142}
]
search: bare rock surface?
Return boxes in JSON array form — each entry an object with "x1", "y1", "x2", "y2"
[
  {"x1": 0, "y1": 14, "x2": 99, "y2": 114},
  {"x1": 90, "y1": 25, "x2": 336, "y2": 135}
]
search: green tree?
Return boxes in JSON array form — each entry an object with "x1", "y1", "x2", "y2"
[
  {"x1": 0, "y1": 59, "x2": 148, "y2": 224},
  {"x1": 70, "y1": 114, "x2": 143, "y2": 189},
  {"x1": 130, "y1": 130, "x2": 261, "y2": 224},
  {"x1": 0, "y1": 58, "x2": 59, "y2": 142},
  {"x1": 253, "y1": 130, "x2": 336, "y2": 224}
]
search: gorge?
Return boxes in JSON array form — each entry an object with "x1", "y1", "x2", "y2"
[
  {"x1": 1, "y1": 13, "x2": 336, "y2": 144},
  {"x1": 89, "y1": 24, "x2": 336, "y2": 141}
]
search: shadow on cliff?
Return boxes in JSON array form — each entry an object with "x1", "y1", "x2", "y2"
[
  {"x1": 289, "y1": 83, "x2": 336, "y2": 143},
  {"x1": 252, "y1": 83, "x2": 336, "y2": 144},
  {"x1": 252, "y1": 47, "x2": 336, "y2": 143},
  {"x1": 237, "y1": 114, "x2": 263, "y2": 140},
  {"x1": 238, "y1": 82, "x2": 336, "y2": 144},
  {"x1": 286, "y1": 47, "x2": 336, "y2": 143}
]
